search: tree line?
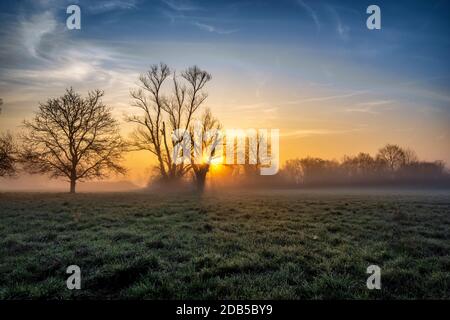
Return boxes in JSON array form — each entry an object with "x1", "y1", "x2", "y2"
[
  {"x1": 278, "y1": 145, "x2": 448, "y2": 187},
  {"x1": 1, "y1": 63, "x2": 449, "y2": 192},
  {"x1": 214, "y1": 144, "x2": 449, "y2": 188}
]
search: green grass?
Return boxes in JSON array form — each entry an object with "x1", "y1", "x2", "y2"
[{"x1": 0, "y1": 189, "x2": 449, "y2": 299}]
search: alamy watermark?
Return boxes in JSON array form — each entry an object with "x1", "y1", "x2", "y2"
[
  {"x1": 366, "y1": 265, "x2": 381, "y2": 290},
  {"x1": 172, "y1": 124, "x2": 280, "y2": 175},
  {"x1": 66, "y1": 265, "x2": 81, "y2": 290},
  {"x1": 66, "y1": 5, "x2": 81, "y2": 30},
  {"x1": 367, "y1": 5, "x2": 381, "y2": 30},
  {"x1": 65, "y1": 4, "x2": 381, "y2": 31}
]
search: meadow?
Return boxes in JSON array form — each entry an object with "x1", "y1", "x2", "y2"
[{"x1": 0, "y1": 189, "x2": 449, "y2": 299}]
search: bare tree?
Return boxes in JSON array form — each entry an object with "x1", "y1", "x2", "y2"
[
  {"x1": 0, "y1": 133, "x2": 17, "y2": 177},
  {"x1": 283, "y1": 159, "x2": 303, "y2": 185},
  {"x1": 403, "y1": 148, "x2": 418, "y2": 165},
  {"x1": 128, "y1": 63, "x2": 211, "y2": 183},
  {"x1": 21, "y1": 88, "x2": 126, "y2": 193},
  {"x1": 0, "y1": 99, "x2": 17, "y2": 177},
  {"x1": 241, "y1": 130, "x2": 263, "y2": 177},
  {"x1": 376, "y1": 144, "x2": 406, "y2": 172},
  {"x1": 190, "y1": 108, "x2": 221, "y2": 192}
]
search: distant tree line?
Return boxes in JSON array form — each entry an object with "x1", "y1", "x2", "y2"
[
  {"x1": 218, "y1": 144, "x2": 449, "y2": 188},
  {"x1": 279, "y1": 144, "x2": 448, "y2": 187}
]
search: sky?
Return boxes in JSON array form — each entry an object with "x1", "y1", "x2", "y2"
[{"x1": 0, "y1": 0, "x2": 449, "y2": 189}]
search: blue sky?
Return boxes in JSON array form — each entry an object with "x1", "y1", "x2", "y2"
[
  {"x1": 1, "y1": 0, "x2": 448, "y2": 85},
  {"x1": 0, "y1": 0, "x2": 449, "y2": 183}
]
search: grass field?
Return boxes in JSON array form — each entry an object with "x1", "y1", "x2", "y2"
[{"x1": 0, "y1": 189, "x2": 449, "y2": 299}]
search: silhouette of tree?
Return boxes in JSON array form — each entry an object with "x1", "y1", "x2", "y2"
[
  {"x1": 21, "y1": 88, "x2": 126, "y2": 193},
  {"x1": 242, "y1": 130, "x2": 269, "y2": 178},
  {"x1": 128, "y1": 63, "x2": 211, "y2": 183},
  {"x1": 299, "y1": 157, "x2": 340, "y2": 185},
  {"x1": 342, "y1": 153, "x2": 379, "y2": 180},
  {"x1": 403, "y1": 148, "x2": 418, "y2": 165},
  {"x1": 0, "y1": 98, "x2": 17, "y2": 177},
  {"x1": 283, "y1": 159, "x2": 303, "y2": 185},
  {"x1": 376, "y1": 144, "x2": 406, "y2": 172},
  {"x1": 0, "y1": 132, "x2": 16, "y2": 177}
]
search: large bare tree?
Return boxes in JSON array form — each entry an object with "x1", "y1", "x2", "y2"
[
  {"x1": 21, "y1": 88, "x2": 126, "y2": 193},
  {"x1": 128, "y1": 63, "x2": 211, "y2": 183}
]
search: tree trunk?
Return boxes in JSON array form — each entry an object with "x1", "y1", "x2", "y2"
[
  {"x1": 70, "y1": 178, "x2": 76, "y2": 193},
  {"x1": 195, "y1": 167, "x2": 208, "y2": 193}
]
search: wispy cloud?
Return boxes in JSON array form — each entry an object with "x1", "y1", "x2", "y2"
[
  {"x1": 284, "y1": 90, "x2": 368, "y2": 105},
  {"x1": 87, "y1": 0, "x2": 139, "y2": 14},
  {"x1": 162, "y1": 0, "x2": 200, "y2": 12},
  {"x1": 344, "y1": 107, "x2": 379, "y2": 114},
  {"x1": 19, "y1": 11, "x2": 58, "y2": 58},
  {"x1": 282, "y1": 127, "x2": 362, "y2": 138},
  {"x1": 344, "y1": 100, "x2": 394, "y2": 114},
  {"x1": 0, "y1": 5, "x2": 138, "y2": 102},
  {"x1": 357, "y1": 100, "x2": 393, "y2": 107},
  {"x1": 297, "y1": 0, "x2": 320, "y2": 32},
  {"x1": 337, "y1": 23, "x2": 350, "y2": 40},
  {"x1": 194, "y1": 22, "x2": 238, "y2": 35},
  {"x1": 327, "y1": 6, "x2": 350, "y2": 40}
]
